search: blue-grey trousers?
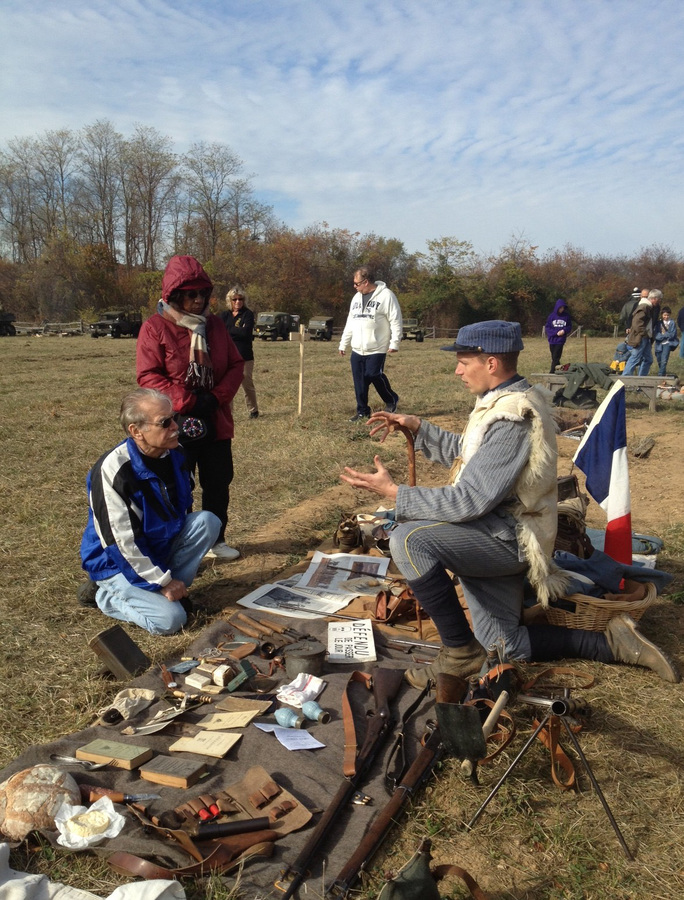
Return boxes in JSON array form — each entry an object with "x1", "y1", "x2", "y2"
[{"x1": 390, "y1": 518, "x2": 611, "y2": 663}]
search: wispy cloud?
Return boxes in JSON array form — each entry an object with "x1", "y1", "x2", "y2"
[{"x1": 2, "y1": 0, "x2": 684, "y2": 255}]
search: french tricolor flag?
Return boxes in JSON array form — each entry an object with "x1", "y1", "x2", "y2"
[{"x1": 573, "y1": 380, "x2": 632, "y2": 564}]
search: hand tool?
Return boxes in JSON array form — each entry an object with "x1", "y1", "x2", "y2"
[{"x1": 79, "y1": 783, "x2": 161, "y2": 804}]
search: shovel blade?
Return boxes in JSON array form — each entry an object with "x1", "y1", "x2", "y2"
[{"x1": 435, "y1": 702, "x2": 486, "y2": 760}]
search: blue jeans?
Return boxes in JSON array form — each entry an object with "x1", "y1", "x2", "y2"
[
  {"x1": 655, "y1": 343, "x2": 673, "y2": 376},
  {"x1": 350, "y1": 351, "x2": 398, "y2": 415},
  {"x1": 679, "y1": 332, "x2": 684, "y2": 358},
  {"x1": 95, "y1": 511, "x2": 221, "y2": 635},
  {"x1": 623, "y1": 340, "x2": 653, "y2": 376}
]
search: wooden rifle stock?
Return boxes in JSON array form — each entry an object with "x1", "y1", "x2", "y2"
[
  {"x1": 326, "y1": 672, "x2": 468, "y2": 899},
  {"x1": 277, "y1": 668, "x2": 404, "y2": 900}
]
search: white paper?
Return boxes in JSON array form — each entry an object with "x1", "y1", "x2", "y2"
[
  {"x1": 297, "y1": 552, "x2": 390, "y2": 595},
  {"x1": 254, "y1": 722, "x2": 325, "y2": 750},
  {"x1": 327, "y1": 619, "x2": 377, "y2": 664},
  {"x1": 237, "y1": 582, "x2": 351, "y2": 620}
]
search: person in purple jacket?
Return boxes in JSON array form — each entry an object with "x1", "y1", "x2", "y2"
[{"x1": 545, "y1": 298, "x2": 572, "y2": 374}]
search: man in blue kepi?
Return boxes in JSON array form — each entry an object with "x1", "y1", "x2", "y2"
[{"x1": 342, "y1": 320, "x2": 680, "y2": 687}]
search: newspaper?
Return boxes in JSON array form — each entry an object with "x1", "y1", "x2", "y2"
[
  {"x1": 295, "y1": 552, "x2": 390, "y2": 595},
  {"x1": 237, "y1": 582, "x2": 352, "y2": 620}
]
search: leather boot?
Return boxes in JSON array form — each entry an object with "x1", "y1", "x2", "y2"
[
  {"x1": 405, "y1": 640, "x2": 486, "y2": 690},
  {"x1": 605, "y1": 614, "x2": 680, "y2": 683}
]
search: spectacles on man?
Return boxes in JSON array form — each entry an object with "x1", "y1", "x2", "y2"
[
  {"x1": 146, "y1": 415, "x2": 175, "y2": 429},
  {"x1": 353, "y1": 279, "x2": 367, "y2": 287}
]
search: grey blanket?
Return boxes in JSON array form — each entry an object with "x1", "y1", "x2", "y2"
[{"x1": 0, "y1": 618, "x2": 435, "y2": 897}]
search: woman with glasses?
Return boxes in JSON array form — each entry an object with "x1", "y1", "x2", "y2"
[
  {"x1": 221, "y1": 285, "x2": 259, "y2": 419},
  {"x1": 136, "y1": 255, "x2": 245, "y2": 561}
]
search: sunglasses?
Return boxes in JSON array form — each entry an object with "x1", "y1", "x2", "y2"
[
  {"x1": 146, "y1": 415, "x2": 176, "y2": 429},
  {"x1": 181, "y1": 290, "x2": 207, "y2": 301}
]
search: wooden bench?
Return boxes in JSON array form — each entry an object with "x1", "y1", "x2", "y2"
[{"x1": 530, "y1": 373, "x2": 679, "y2": 413}]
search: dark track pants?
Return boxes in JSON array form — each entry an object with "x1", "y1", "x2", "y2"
[{"x1": 350, "y1": 351, "x2": 398, "y2": 416}]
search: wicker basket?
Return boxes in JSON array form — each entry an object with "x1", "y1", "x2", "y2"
[{"x1": 545, "y1": 582, "x2": 657, "y2": 631}]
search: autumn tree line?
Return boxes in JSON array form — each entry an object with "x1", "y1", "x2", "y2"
[{"x1": 2, "y1": 120, "x2": 684, "y2": 333}]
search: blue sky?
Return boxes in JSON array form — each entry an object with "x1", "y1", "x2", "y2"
[{"x1": 2, "y1": 0, "x2": 684, "y2": 258}]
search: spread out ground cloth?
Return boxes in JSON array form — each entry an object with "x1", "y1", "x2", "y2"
[{"x1": 0, "y1": 599, "x2": 440, "y2": 897}]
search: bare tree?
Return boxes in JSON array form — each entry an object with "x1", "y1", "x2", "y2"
[
  {"x1": 119, "y1": 125, "x2": 179, "y2": 269},
  {"x1": 75, "y1": 120, "x2": 123, "y2": 258},
  {"x1": 182, "y1": 141, "x2": 243, "y2": 258}
]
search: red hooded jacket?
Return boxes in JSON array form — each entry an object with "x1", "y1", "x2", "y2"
[{"x1": 136, "y1": 256, "x2": 244, "y2": 440}]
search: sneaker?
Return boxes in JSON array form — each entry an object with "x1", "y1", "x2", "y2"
[
  {"x1": 384, "y1": 396, "x2": 399, "y2": 413},
  {"x1": 349, "y1": 413, "x2": 369, "y2": 423},
  {"x1": 249, "y1": 411, "x2": 259, "y2": 419},
  {"x1": 77, "y1": 579, "x2": 98, "y2": 608},
  {"x1": 205, "y1": 542, "x2": 240, "y2": 561}
]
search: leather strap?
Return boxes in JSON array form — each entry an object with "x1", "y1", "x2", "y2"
[
  {"x1": 533, "y1": 716, "x2": 577, "y2": 790},
  {"x1": 108, "y1": 836, "x2": 276, "y2": 879},
  {"x1": 523, "y1": 666, "x2": 595, "y2": 693},
  {"x1": 341, "y1": 671, "x2": 374, "y2": 777},
  {"x1": 433, "y1": 863, "x2": 491, "y2": 900},
  {"x1": 384, "y1": 681, "x2": 431, "y2": 792}
]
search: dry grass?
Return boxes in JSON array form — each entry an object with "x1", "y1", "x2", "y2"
[{"x1": 0, "y1": 332, "x2": 683, "y2": 898}]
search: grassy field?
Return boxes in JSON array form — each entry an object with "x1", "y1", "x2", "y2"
[{"x1": 0, "y1": 332, "x2": 683, "y2": 899}]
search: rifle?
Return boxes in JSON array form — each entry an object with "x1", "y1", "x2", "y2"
[
  {"x1": 326, "y1": 673, "x2": 472, "y2": 899},
  {"x1": 276, "y1": 667, "x2": 405, "y2": 899}
]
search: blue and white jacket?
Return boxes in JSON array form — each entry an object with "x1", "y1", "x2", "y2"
[{"x1": 80, "y1": 438, "x2": 193, "y2": 590}]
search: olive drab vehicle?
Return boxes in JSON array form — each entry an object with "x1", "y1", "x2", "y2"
[
  {"x1": 307, "y1": 316, "x2": 334, "y2": 341},
  {"x1": 0, "y1": 312, "x2": 16, "y2": 336},
  {"x1": 254, "y1": 312, "x2": 300, "y2": 341},
  {"x1": 402, "y1": 319, "x2": 425, "y2": 342},
  {"x1": 90, "y1": 310, "x2": 143, "y2": 339}
]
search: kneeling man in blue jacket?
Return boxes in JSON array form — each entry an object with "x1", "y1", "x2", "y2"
[{"x1": 80, "y1": 388, "x2": 220, "y2": 634}]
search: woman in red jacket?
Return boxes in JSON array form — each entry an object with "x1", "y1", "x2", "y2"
[{"x1": 137, "y1": 256, "x2": 245, "y2": 560}]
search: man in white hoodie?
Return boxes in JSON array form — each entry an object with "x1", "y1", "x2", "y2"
[{"x1": 339, "y1": 266, "x2": 403, "y2": 422}]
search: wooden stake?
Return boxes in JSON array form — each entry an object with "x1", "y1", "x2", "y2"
[{"x1": 298, "y1": 324, "x2": 306, "y2": 415}]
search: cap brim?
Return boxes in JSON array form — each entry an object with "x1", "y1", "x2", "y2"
[{"x1": 441, "y1": 342, "x2": 482, "y2": 353}]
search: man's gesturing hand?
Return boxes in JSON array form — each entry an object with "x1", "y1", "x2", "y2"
[
  {"x1": 341, "y1": 455, "x2": 399, "y2": 500},
  {"x1": 367, "y1": 411, "x2": 421, "y2": 443}
]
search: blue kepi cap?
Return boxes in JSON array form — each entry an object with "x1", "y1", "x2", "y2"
[{"x1": 441, "y1": 320, "x2": 524, "y2": 354}]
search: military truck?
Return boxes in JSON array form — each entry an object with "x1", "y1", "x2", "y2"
[
  {"x1": 90, "y1": 310, "x2": 142, "y2": 339},
  {"x1": 254, "y1": 311, "x2": 300, "y2": 341},
  {"x1": 402, "y1": 318, "x2": 425, "y2": 342},
  {"x1": 307, "y1": 316, "x2": 334, "y2": 341},
  {"x1": 0, "y1": 312, "x2": 16, "y2": 336}
]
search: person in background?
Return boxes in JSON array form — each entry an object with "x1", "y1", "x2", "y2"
[
  {"x1": 340, "y1": 320, "x2": 679, "y2": 688},
  {"x1": 338, "y1": 266, "x2": 403, "y2": 422},
  {"x1": 79, "y1": 389, "x2": 221, "y2": 634},
  {"x1": 137, "y1": 255, "x2": 244, "y2": 561},
  {"x1": 221, "y1": 285, "x2": 259, "y2": 419},
  {"x1": 654, "y1": 306, "x2": 679, "y2": 376},
  {"x1": 619, "y1": 287, "x2": 645, "y2": 334},
  {"x1": 677, "y1": 304, "x2": 684, "y2": 358},
  {"x1": 623, "y1": 289, "x2": 661, "y2": 376},
  {"x1": 544, "y1": 298, "x2": 572, "y2": 373}
]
